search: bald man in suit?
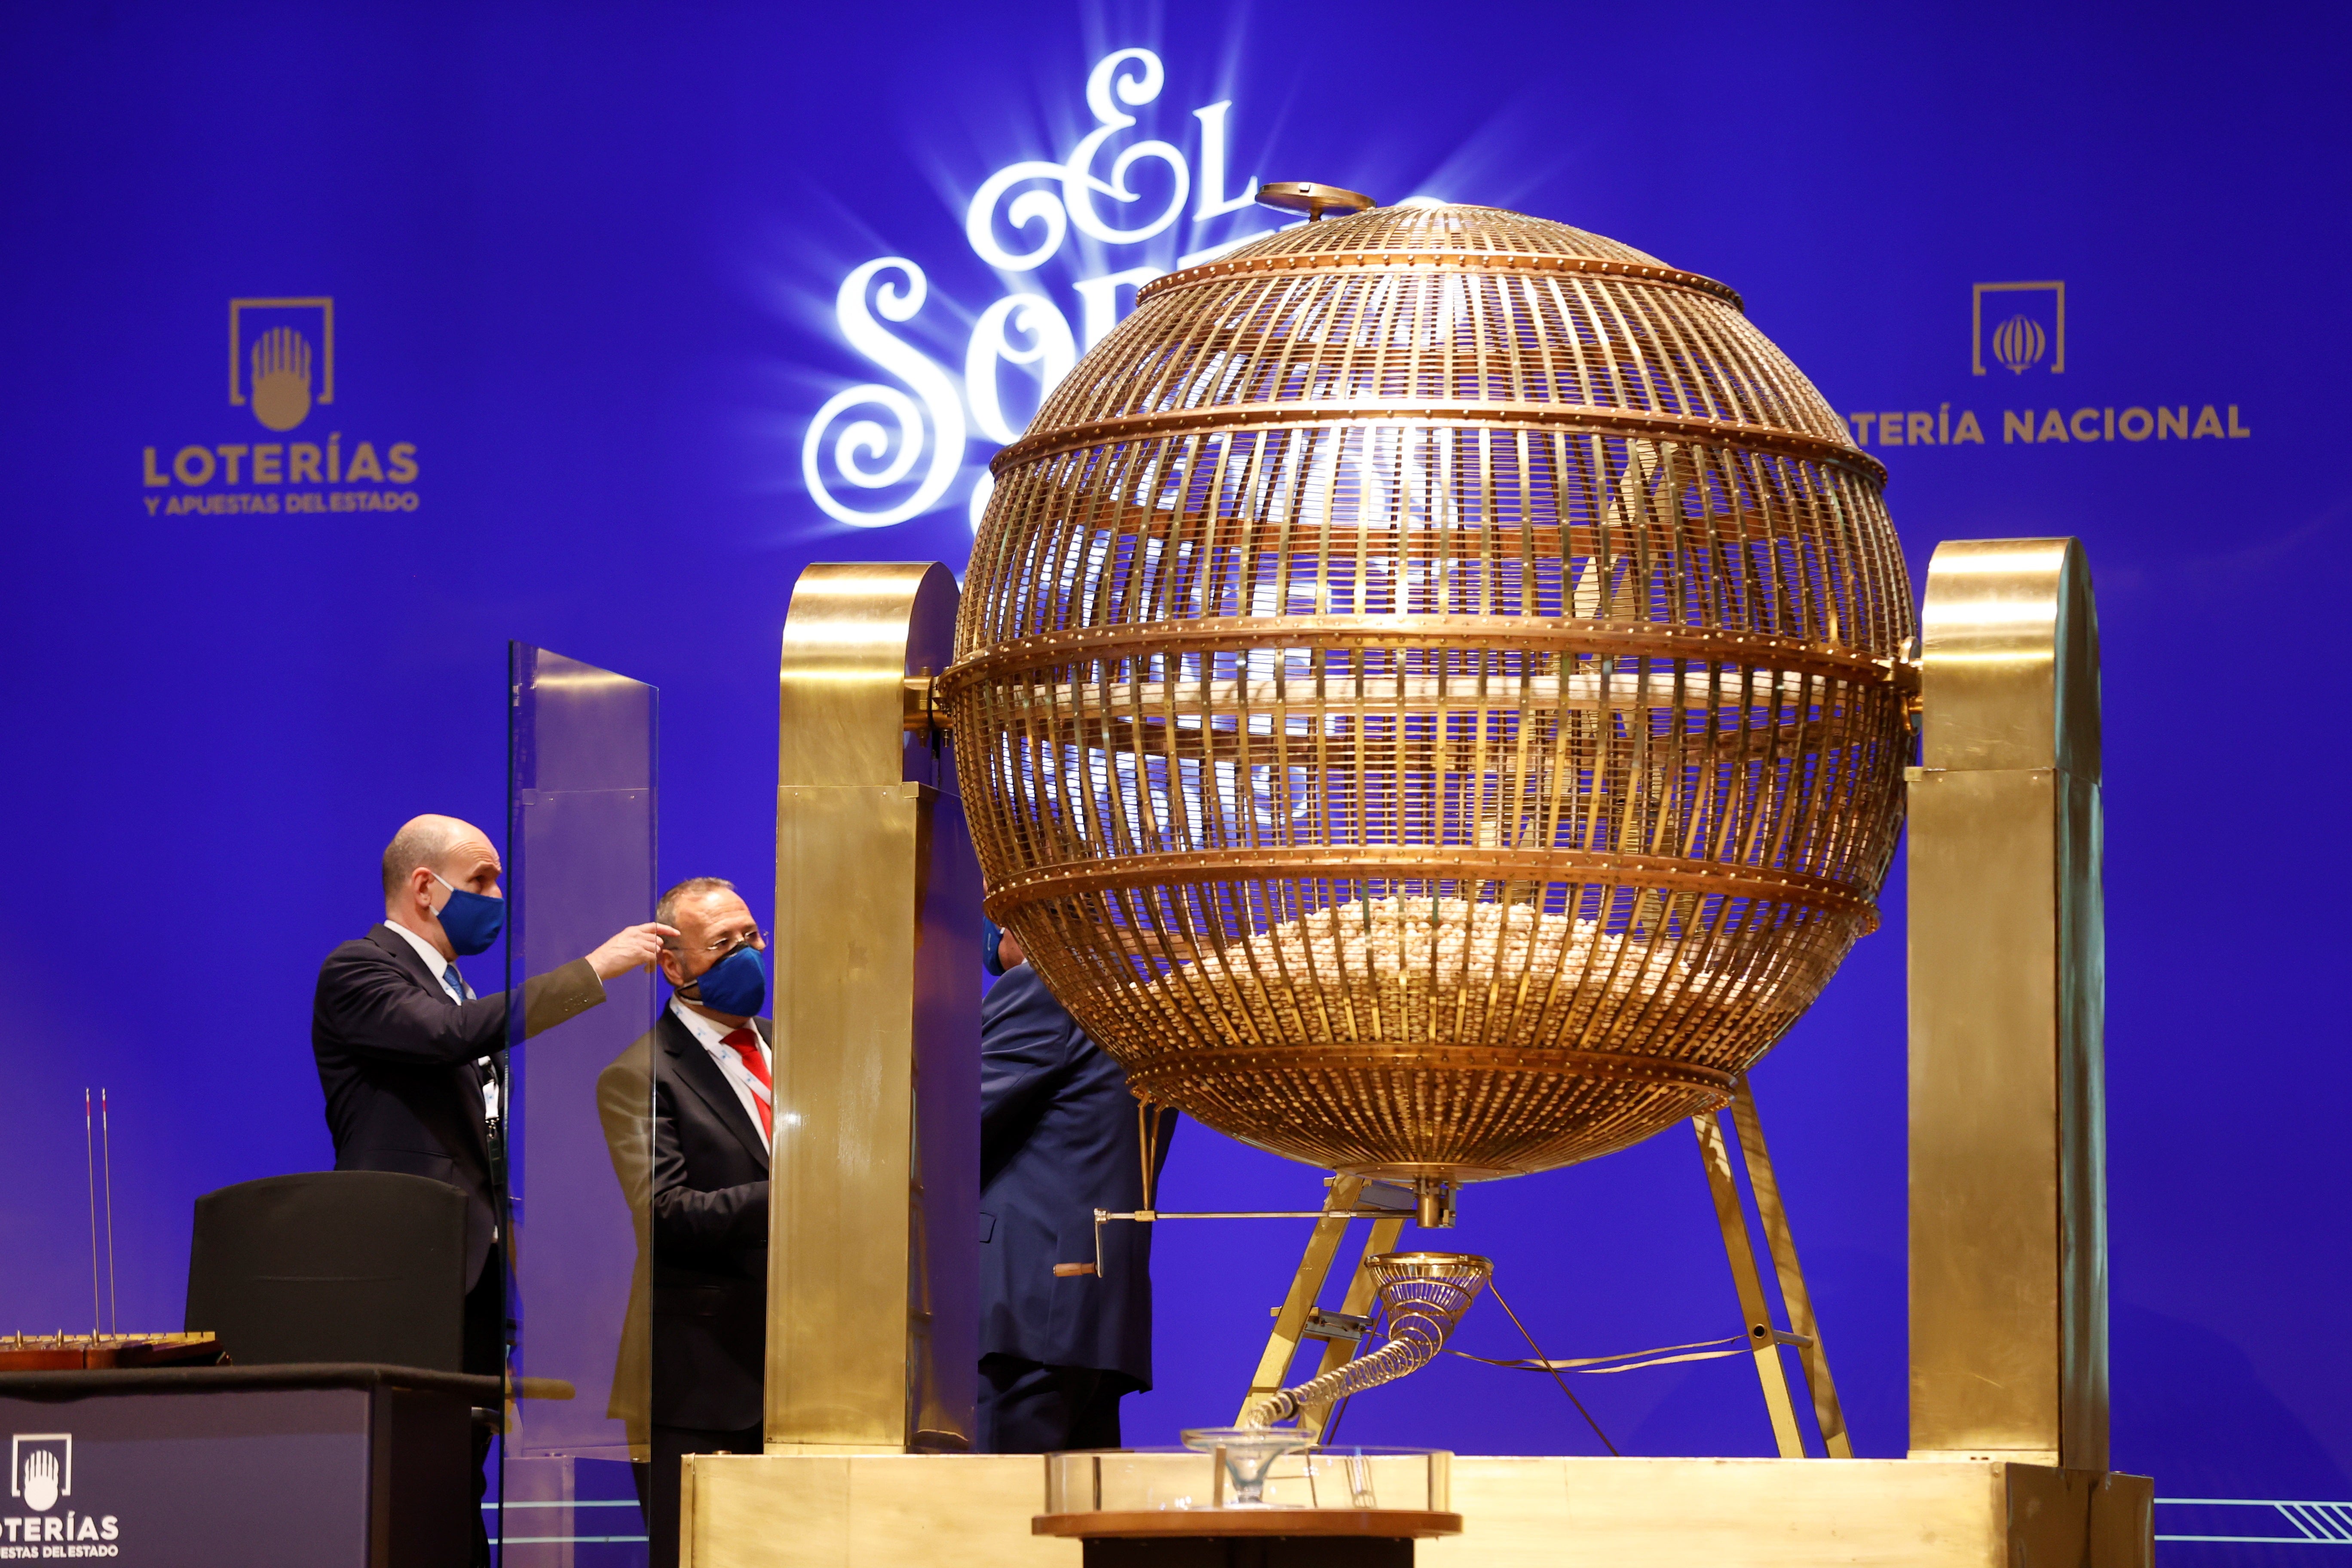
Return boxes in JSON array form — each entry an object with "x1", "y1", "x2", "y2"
[{"x1": 312, "y1": 813, "x2": 673, "y2": 1566}]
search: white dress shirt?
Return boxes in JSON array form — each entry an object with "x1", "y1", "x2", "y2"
[
  {"x1": 384, "y1": 916, "x2": 489, "y2": 1111},
  {"x1": 383, "y1": 915, "x2": 499, "y2": 1237},
  {"x1": 668, "y1": 995, "x2": 773, "y2": 1152},
  {"x1": 385, "y1": 917, "x2": 470, "y2": 999}
]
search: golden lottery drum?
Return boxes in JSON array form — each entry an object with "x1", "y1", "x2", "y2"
[{"x1": 945, "y1": 201, "x2": 1914, "y2": 1182}]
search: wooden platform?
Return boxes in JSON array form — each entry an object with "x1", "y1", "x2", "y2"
[{"x1": 681, "y1": 1453, "x2": 2152, "y2": 1568}]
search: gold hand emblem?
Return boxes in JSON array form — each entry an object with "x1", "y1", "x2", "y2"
[{"x1": 250, "y1": 326, "x2": 313, "y2": 431}]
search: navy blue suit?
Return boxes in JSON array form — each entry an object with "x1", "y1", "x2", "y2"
[
  {"x1": 312, "y1": 924, "x2": 604, "y2": 1291},
  {"x1": 312, "y1": 922, "x2": 606, "y2": 1568},
  {"x1": 979, "y1": 965, "x2": 1174, "y2": 1451}
]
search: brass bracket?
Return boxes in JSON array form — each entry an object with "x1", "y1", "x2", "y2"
[
  {"x1": 1909, "y1": 536, "x2": 2106, "y2": 1467},
  {"x1": 1287, "y1": 1307, "x2": 1372, "y2": 1344},
  {"x1": 900, "y1": 673, "x2": 951, "y2": 735},
  {"x1": 770, "y1": 561, "x2": 976, "y2": 1455}
]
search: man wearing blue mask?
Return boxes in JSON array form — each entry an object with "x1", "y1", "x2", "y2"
[
  {"x1": 595, "y1": 876, "x2": 773, "y2": 1568},
  {"x1": 312, "y1": 813, "x2": 673, "y2": 1566}
]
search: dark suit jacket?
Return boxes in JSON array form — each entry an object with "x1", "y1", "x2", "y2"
[
  {"x1": 597, "y1": 1005, "x2": 772, "y2": 1433},
  {"x1": 312, "y1": 923, "x2": 604, "y2": 1288},
  {"x1": 979, "y1": 965, "x2": 1175, "y2": 1387}
]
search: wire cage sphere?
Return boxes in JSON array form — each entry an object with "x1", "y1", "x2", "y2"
[{"x1": 945, "y1": 200, "x2": 1914, "y2": 1184}]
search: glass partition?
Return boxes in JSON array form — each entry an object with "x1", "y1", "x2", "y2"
[{"x1": 501, "y1": 643, "x2": 658, "y2": 1568}]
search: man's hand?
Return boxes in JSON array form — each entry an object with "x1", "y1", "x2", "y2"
[{"x1": 586, "y1": 923, "x2": 679, "y2": 980}]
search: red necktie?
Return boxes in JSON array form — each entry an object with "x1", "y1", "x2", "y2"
[{"x1": 721, "y1": 1027, "x2": 772, "y2": 1140}]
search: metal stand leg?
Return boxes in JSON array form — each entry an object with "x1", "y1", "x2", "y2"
[
  {"x1": 1240, "y1": 1095, "x2": 1848, "y2": 1457},
  {"x1": 1694, "y1": 1076, "x2": 1850, "y2": 1459},
  {"x1": 1729, "y1": 1078, "x2": 1852, "y2": 1458},
  {"x1": 1294, "y1": 1213, "x2": 1409, "y2": 1440},
  {"x1": 1695, "y1": 1106, "x2": 1807, "y2": 1457},
  {"x1": 1237, "y1": 1179, "x2": 1411, "y2": 1430},
  {"x1": 1239, "y1": 1177, "x2": 1364, "y2": 1424}
]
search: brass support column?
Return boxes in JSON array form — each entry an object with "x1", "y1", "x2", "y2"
[
  {"x1": 1908, "y1": 537, "x2": 2106, "y2": 1468},
  {"x1": 767, "y1": 562, "x2": 978, "y2": 1454}
]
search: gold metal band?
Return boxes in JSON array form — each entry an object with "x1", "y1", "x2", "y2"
[
  {"x1": 1128, "y1": 1041, "x2": 1739, "y2": 1097},
  {"x1": 983, "y1": 845, "x2": 1879, "y2": 924},
  {"x1": 941, "y1": 615, "x2": 1912, "y2": 693},
  {"x1": 1135, "y1": 247, "x2": 1745, "y2": 311},
  {"x1": 989, "y1": 399, "x2": 1883, "y2": 483}
]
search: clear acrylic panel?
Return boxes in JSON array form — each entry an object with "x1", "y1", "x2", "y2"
[
  {"x1": 501, "y1": 643, "x2": 658, "y2": 1568},
  {"x1": 1041, "y1": 1448, "x2": 1451, "y2": 1514}
]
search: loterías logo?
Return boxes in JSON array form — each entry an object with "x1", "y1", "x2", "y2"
[
  {"x1": 1973, "y1": 282, "x2": 2064, "y2": 377},
  {"x1": 138, "y1": 297, "x2": 423, "y2": 518},
  {"x1": 10, "y1": 1439, "x2": 63, "y2": 1513},
  {"x1": 230, "y1": 299, "x2": 333, "y2": 432},
  {"x1": 5, "y1": 1434, "x2": 117, "y2": 1558},
  {"x1": 802, "y1": 47, "x2": 1285, "y2": 531},
  {"x1": 1843, "y1": 279, "x2": 2251, "y2": 453}
]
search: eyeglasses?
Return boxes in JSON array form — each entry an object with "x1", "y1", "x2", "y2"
[{"x1": 664, "y1": 928, "x2": 767, "y2": 956}]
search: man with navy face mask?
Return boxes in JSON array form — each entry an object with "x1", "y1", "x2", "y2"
[
  {"x1": 594, "y1": 876, "x2": 773, "y2": 1568},
  {"x1": 312, "y1": 813, "x2": 674, "y2": 1566}
]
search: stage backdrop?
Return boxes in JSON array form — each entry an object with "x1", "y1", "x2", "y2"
[{"x1": 2, "y1": 0, "x2": 2343, "y2": 1549}]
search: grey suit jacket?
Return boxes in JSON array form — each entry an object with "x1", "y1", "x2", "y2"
[{"x1": 599, "y1": 1006, "x2": 774, "y2": 1433}]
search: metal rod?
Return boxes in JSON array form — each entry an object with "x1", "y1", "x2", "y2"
[
  {"x1": 83, "y1": 1090, "x2": 99, "y2": 1337},
  {"x1": 101, "y1": 1088, "x2": 117, "y2": 1335},
  {"x1": 1486, "y1": 1274, "x2": 1617, "y2": 1457},
  {"x1": 1136, "y1": 1100, "x2": 1152, "y2": 1217},
  {"x1": 1097, "y1": 1209, "x2": 1409, "y2": 1222}
]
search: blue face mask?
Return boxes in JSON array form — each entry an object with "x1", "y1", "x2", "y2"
[
  {"x1": 431, "y1": 873, "x2": 506, "y2": 957},
  {"x1": 686, "y1": 943, "x2": 767, "y2": 1017},
  {"x1": 982, "y1": 918, "x2": 1007, "y2": 978}
]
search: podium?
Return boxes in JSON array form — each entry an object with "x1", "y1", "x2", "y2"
[{"x1": 0, "y1": 1363, "x2": 482, "y2": 1568}]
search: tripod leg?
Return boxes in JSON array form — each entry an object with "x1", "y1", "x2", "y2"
[
  {"x1": 1694, "y1": 1108, "x2": 1807, "y2": 1458},
  {"x1": 1296, "y1": 1215, "x2": 1409, "y2": 1440},
  {"x1": 1237, "y1": 1176, "x2": 1366, "y2": 1424},
  {"x1": 1729, "y1": 1078, "x2": 1853, "y2": 1458}
]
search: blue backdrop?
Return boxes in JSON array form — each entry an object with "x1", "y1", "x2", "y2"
[{"x1": 3, "y1": 1, "x2": 2343, "y2": 1547}]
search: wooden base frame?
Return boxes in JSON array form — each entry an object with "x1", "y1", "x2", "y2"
[{"x1": 681, "y1": 1453, "x2": 2152, "y2": 1568}]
